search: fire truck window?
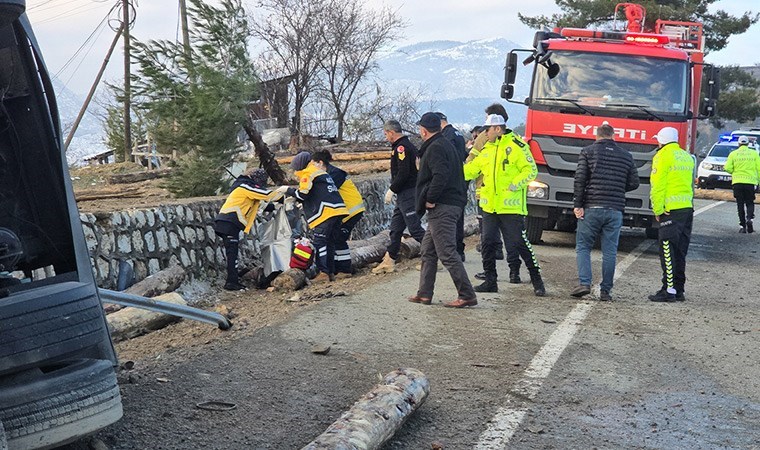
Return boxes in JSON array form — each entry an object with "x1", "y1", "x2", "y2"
[{"x1": 533, "y1": 51, "x2": 688, "y2": 115}]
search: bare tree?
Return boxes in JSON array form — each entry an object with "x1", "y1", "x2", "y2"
[
  {"x1": 318, "y1": 2, "x2": 404, "y2": 142},
  {"x1": 345, "y1": 83, "x2": 435, "y2": 142},
  {"x1": 250, "y1": 0, "x2": 333, "y2": 146}
]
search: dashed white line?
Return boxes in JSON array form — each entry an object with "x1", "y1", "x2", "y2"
[{"x1": 475, "y1": 201, "x2": 724, "y2": 449}]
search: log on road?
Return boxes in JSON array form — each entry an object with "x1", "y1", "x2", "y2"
[
  {"x1": 107, "y1": 292, "x2": 187, "y2": 342},
  {"x1": 103, "y1": 264, "x2": 186, "y2": 314},
  {"x1": 302, "y1": 368, "x2": 430, "y2": 450},
  {"x1": 350, "y1": 231, "x2": 390, "y2": 268},
  {"x1": 271, "y1": 268, "x2": 308, "y2": 291}
]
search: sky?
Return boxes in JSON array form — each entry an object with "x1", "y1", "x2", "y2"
[{"x1": 22, "y1": 0, "x2": 760, "y2": 98}]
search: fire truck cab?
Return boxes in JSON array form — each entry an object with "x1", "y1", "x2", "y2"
[{"x1": 501, "y1": 3, "x2": 719, "y2": 242}]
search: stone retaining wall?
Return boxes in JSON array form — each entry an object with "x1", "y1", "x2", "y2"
[{"x1": 82, "y1": 173, "x2": 477, "y2": 289}]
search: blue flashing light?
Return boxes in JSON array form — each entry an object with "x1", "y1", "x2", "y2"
[{"x1": 719, "y1": 133, "x2": 733, "y2": 141}]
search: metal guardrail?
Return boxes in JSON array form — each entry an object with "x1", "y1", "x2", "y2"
[{"x1": 99, "y1": 289, "x2": 232, "y2": 330}]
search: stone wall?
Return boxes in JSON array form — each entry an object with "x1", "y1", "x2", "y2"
[{"x1": 81, "y1": 173, "x2": 476, "y2": 289}]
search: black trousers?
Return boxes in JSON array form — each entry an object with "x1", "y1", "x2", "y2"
[
  {"x1": 387, "y1": 188, "x2": 426, "y2": 260},
  {"x1": 312, "y1": 216, "x2": 342, "y2": 275},
  {"x1": 332, "y1": 213, "x2": 363, "y2": 274},
  {"x1": 733, "y1": 183, "x2": 756, "y2": 227},
  {"x1": 481, "y1": 212, "x2": 539, "y2": 282},
  {"x1": 456, "y1": 209, "x2": 465, "y2": 259},
  {"x1": 658, "y1": 208, "x2": 693, "y2": 294},
  {"x1": 217, "y1": 232, "x2": 240, "y2": 285}
]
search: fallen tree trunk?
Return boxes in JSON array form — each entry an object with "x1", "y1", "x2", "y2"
[
  {"x1": 106, "y1": 169, "x2": 172, "y2": 184},
  {"x1": 244, "y1": 115, "x2": 289, "y2": 185},
  {"x1": 271, "y1": 268, "x2": 307, "y2": 291},
  {"x1": 277, "y1": 151, "x2": 390, "y2": 165},
  {"x1": 104, "y1": 264, "x2": 186, "y2": 314},
  {"x1": 302, "y1": 368, "x2": 430, "y2": 450},
  {"x1": 350, "y1": 231, "x2": 390, "y2": 269},
  {"x1": 107, "y1": 292, "x2": 187, "y2": 342},
  {"x1": 399, "y1": 237, "x2": 421, "y2": 260}
]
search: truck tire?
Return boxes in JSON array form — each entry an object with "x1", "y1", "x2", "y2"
[
  {"x1": 0, "y1": 283, "x2": 110, "y2": 375},
  {"x1": 525, "y1": 217, "x2": 545, "y2": 244},
  {"x1": 645, "y1": 227, "x2": 659, "y2": 239},
  {"x1": 0, "y1": 359, "x2": 122, "y2": 450}
]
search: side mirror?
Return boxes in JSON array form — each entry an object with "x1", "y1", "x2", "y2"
[
  {"x1": 703, "y1": 65, "x2": 720, "y2": 101},
  {"x1": 0, "y1": 0, "x2": 25, "y2": 27},
  {"x1": 501, "y1": 83, "x2": 514, "y2": 100},
  {"x1": 502, "y1": 52, "x2": 518, "y2": 100},
  {"x1": 699, "y1": 98, "x2": 716, "y2": 117}
]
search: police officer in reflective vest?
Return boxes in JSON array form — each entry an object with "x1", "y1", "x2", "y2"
[
  {"x1": 463, "y1": 114, "x2": 546, "y2": 296},
  {"x1": 724, "y1": 135, "x2": 760, "y2": 233},
  {"x1": 648, "y1": 127, "x2": 694, "y2": 302}
]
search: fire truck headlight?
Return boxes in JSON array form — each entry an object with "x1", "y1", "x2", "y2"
[
  {"x1": 527, "y1": 181, "x2": 549, "y2": 199},
  {"x1": 700, "y1": 162, "x2": 714, "y2": 170}
]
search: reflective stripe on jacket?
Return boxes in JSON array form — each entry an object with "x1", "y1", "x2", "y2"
[
  {"x1": 325, "y1": 163, "x2": 365, "y2": 222},
  {"x1": 463, "y1": 132, "x2": 537, "y2": 215},
  {"x1": 216, "y1": 176, "x2": 276, "y2": 234},
  {"x1": 650, "y1": 142, "x2": 694, "y2": 216},
  {"x1": 725, "y1": 145, "x2": 760, "y2": 185},
  {"x1": 289, "y1": 164, "x2": 348, "y2": 228}
]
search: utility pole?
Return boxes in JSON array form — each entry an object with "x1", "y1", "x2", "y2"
[
  {"x1": 123, "y1": 0, "x2": 132, "y2": 163},
  {"x1": 178, "y1": 0, "x2": 191, "y2": 64}
]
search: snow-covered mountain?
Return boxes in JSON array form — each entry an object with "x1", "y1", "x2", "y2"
[
  {"x1": 375, "y1": 37, "x2": 531, "y2": 128},
  {"x1": 51, "y1": 78, "x2": 109, "y2": 166}
]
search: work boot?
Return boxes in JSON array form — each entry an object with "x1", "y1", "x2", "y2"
[
  {"x1": 312, "y1": 272, "x2": 331, "y2": 283},
  {"x1": 223, "y1": 281, "x2": 246, "y2": 291},
  {"x1": 474, "y1": 280, "x2": 498, "y2": 293},
  {"x1": 475, "y1": 272, "x2": 486, "y2": 280},
  {"x1": 739, "y1": 226, "x2": 747, "y2": 234},
  {"x1": 648, "y1": 289, "x2": 676, "y2": 302},
  {"x1": 372, "y1": 252, "x2": 396, "y2": 274},
  {"x1": 571, "y1": 285, "x2": 591, "y2": 298},
  {"x1": 530, "y1": 270, "x2": 546, "y2": 297},
  {"x1": 599, "y1": 290, "x2": 612, "y2": 301},
  {"x1": 748, "y1": 220, "x2": 754, "y2": 234},
  {"x1": 509, "y1": 268, "x2": 521, "y2": 284}
]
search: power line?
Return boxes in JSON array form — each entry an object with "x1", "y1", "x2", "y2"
[{"x1": 54, "y1": 8, "x2": 112, "y2": 78}]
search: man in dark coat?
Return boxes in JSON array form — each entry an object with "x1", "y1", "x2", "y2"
[
  {"x1": 571, "y1": 123, "x2": 640, "y2": 301},
  {"x1": 408, "y1": 113, "x2": 477, "y2": 308},
  {"x1": 437, "y1": 112, "x2": 468, "y2": 262}
]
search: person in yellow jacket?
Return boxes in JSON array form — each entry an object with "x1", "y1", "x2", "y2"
[
  {"x1": 648, "y1": 127, "x2": 695, "y2": 302},
  {"x1": 463, "y1": 114, "x2": 545, "y2": 296},
  {"x1": 277, "y1": 151, "x2": 348, "y2": 282},
  {"x1": 214, "y1": 168, "x2": 278, "y2": 290},
  {"x1": 724, "y1": 135, "x2": 760, "y2": 233},
  {"x1": 312, "y1": 150, "x2": 365, "y2": 277}
]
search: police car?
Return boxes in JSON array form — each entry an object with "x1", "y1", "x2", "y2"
[{"x1": 697, "y1": 134, "x2": 759, "y2": 189}]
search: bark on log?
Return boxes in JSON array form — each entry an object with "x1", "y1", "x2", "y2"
[
  {"x1": 350, "y1": 231, "x2": 390, "y2": 269},
  {"x1": 103, "y1": 264, "x2": 186, "y2": 314},
  {"x1": 399, "y1": 237, "x2": 421, "y2": 260},
  {"x1": 277, "y1": 151, "x2": 390, "y2": 165},
  {"x1": 271, "y1": 268, "x2": 307, "y2": 291},
  {"x1": 302, "y1": 368, "x2": 430, "y2": 450},
  {"x1": 107, "y1": 292, "x2": 187, "y2": 342},
  {"x1": 244, "y1": 115, "x2": 289, "y2": 185},
  {"x1": 106, "y1": 169, "x2": 172, "y2": 184}
]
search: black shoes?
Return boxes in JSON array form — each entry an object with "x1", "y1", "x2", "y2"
[
  {"x1": 571, "y1": 285, "x2": 591, "y2": 298},
  {"x1": 740, "y1": 226, "x2": 747, "y2": 234},
  {"x1": 748, "y1": 220, "x2": 754, "y2": 233},
  {"x1": 509, "y1": 270, "x2": 521, "y2": 284},
  {"x1": 474, "y1": 281, "x2": 498, "y2": 293},
  {"x1": 224, "y1": 281, "x2": 247, "y2": 291},
  {"x1": 648, "y1": 289, "x2": 676, "y2": 302},
  {"x1": 475, "y1": 272, "x2": 486, "y2": 280},
  {"x1": 599, "y1": 290, "x2": 612, "y2": 301}
]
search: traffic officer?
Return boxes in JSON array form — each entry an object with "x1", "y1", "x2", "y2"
[
  {"x1": 648, "y1": 127, "x2": 694, "y2": 302},
  {"x1": 277, "y1": 151, "x2": 348, "y2": 282},
  {"x1": 373, "y1": 120, "x2": 426, "y2": 274},
  {"x1": 311, "y1": 150, "x2": 365, "y2": 277},
  {"x1": 724, "y1": 135, "x2": 760, "y2": 233},
  {"x1": 463, "y1": 114, "x2": 546, "y2": 296},
  {"x1": 213, "y1": 168, "x2": 277, "y2": 290}
]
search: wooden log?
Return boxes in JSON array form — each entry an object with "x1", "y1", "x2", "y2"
[
  {"x1": 104, "y1": 264, "x2": 187, "y2": 314},
  {"x1": 106, "y1": 169, "x2": 172, "y2": 184},
  {"x1": 244, "y1": 115, "x2": 289, "y2": 184},
  {"x1": 399, "y1": 237, "x2": 421, "y2": 260},
  {"x1": 302, "y1": 368, "x2": 430, "y2": 450},
  {"x1": 107, "y1": 292, "x2": 187, "y2": 342},
  {"x1": 350, "y1": 231, "x2": 390, "y2": 269},
  {"x1": 277, "y1": 151, "x2": 390, "y2": 165},
  {"x1": 271, "y1": 268, "x2": 307, "y2": 291}
]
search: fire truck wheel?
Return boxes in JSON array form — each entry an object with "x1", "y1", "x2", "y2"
[
  {"x1": 525, "y1": 216, "x2": 546, "y2": 244},
  {"x1": 0, "y1": 359, "x2": 122, "y2": 450}
]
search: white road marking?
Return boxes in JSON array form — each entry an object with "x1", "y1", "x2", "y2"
[{"x1": 475, "y1": 201, "x2": 724, "y2": 449}]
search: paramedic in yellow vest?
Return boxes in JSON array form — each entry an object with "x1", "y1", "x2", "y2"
[
  {"x1": 724, "y1": 135, "x2": 760, "y2": 233},
  {"x1": 463, "y1": 114, "x2": 546, "y2": 297},
  {"x1": 214, "y1": 169, "x2": 277, "y2": 291},
  {"x1": 648, "y1": 127, "x2": 695, "y2": 303},
  {"x1": 277, "y1": 151, "x2": 348, "y2": 283},
  {"x1": 311, "y1": 150, "x2": 365, "y2": 277}
]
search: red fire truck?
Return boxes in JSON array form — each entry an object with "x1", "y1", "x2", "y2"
[{"x1": 501, "y1": 3, "x2": 720, "y2": 243}]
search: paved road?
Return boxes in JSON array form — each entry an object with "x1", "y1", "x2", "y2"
[{"x1": 98, "y1": 199, "x2": 760, "y2": 449}]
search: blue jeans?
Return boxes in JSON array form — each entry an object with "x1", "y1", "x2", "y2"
[{"x1": 575, "y1": 208, "x2": 623, "y2": 293}]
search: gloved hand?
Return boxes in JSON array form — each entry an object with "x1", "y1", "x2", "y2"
[
  {"x1": 508, "y1": 183, "x2": 518, "y2": 192},
  {"x1": 384, "y1": 189, "x2": 395, "y2": 204},
  {"x1": 473, "y1": 130, "x2": 489, "y2": 151}
]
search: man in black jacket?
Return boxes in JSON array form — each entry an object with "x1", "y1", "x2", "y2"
[
  {"x1": 373, "y1": 120, "x2": 427, "y2": 274},
  {"x1": 408, "y1": 112, "x2": 477, "y2": 308},
  {"x1": 437, "y1": 112, "x2": 468, "y2": 262},
  {"x1": 571, "y1": 123, "x2": 640, "y2": 300}
]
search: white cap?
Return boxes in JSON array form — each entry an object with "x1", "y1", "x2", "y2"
[
  {"x1": 654, "y1": 127, "x2": 679, "y2": 145},
  {"x1": 484, "y1": 114, "x2": 506, "y2": 127},
  {"x1": 738, "y1": 135, "x2": 750, "y2": 144}
]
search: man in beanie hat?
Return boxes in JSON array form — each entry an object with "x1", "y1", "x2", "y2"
[
  {"x1": 724, "y1": 135, "x2": 760, "y2": 233},
  {"x1": 277, "y1": 151, "x2": 348, "y2": 282},
  {"x1": 214, "y1": 168, "x2": 277, "y2": 290},
  {"x1": 648, "y1": 127, "x2": 694, "y2": 302}
]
